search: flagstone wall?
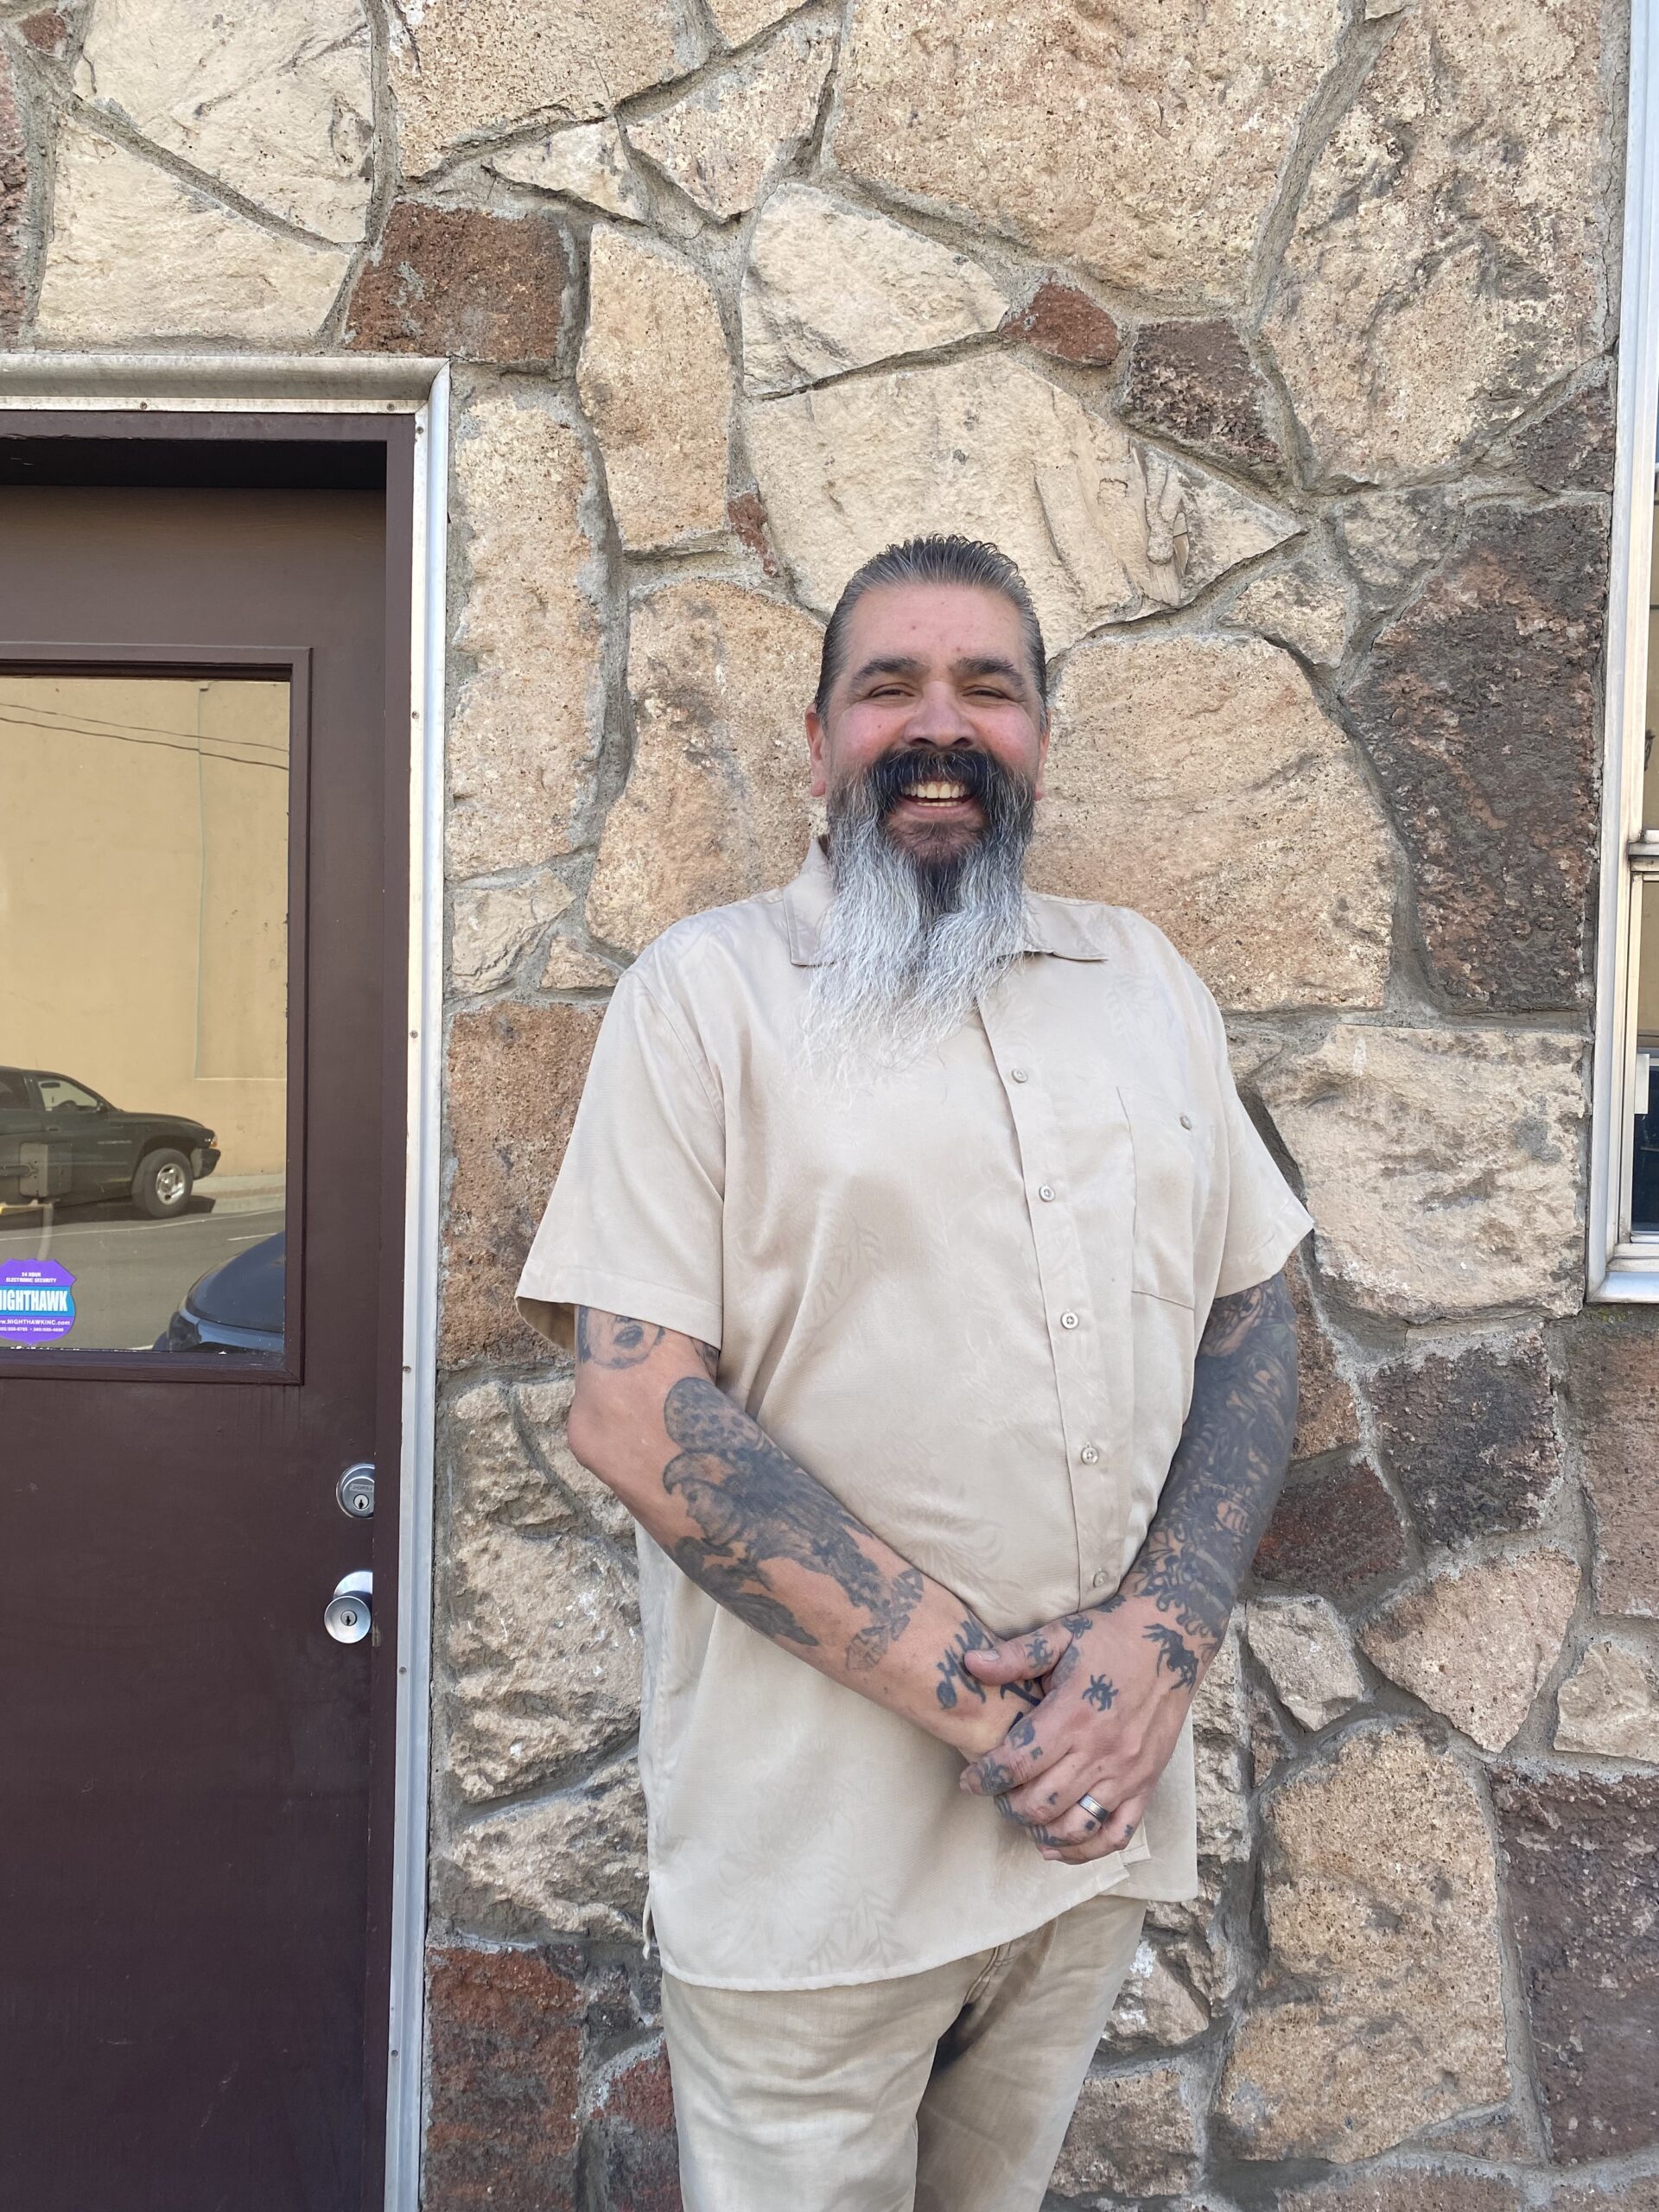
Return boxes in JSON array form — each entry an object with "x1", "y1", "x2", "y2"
[{"x1": 1, "y1": 2, "x2": 1654, "y2": 2207}]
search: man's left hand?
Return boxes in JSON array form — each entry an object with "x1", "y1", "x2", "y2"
[{"x1": 957, "y1": 1596, "x2": 1201, "y2": 1865}]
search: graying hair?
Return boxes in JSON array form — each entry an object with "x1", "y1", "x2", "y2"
[{"x1": 814, "y1": 536, "x2": 1049, "y2": 721}]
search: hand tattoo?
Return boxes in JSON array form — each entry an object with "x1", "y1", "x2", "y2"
[
  {"x1": 1143, "y1": 1622, "x2": 1199, "y2": 1692},
  {"x1": 1082, "y1": 1674, "x2": 1117, "y2": 1711},
  {"x1": 937, "y1": 1618, "x2": 997, "y2": 1709}
]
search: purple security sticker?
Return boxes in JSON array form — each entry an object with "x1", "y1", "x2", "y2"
[{"x1": 0, "y1": 1258, "x2": 76, "y2": 1344}]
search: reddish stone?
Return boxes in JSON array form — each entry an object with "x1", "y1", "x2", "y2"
[
  {"x1": 1491, "y1": 1767, "x2": 1659, "y2": 2160},
  {"x1": 1287, "y1": 1250, "x2": 1359, "y2": 1461},
  {"x1": 346, "y1": 201, "x2": 572, "y2": 363},
  {"x1": 585, "y1": 2040, "x2": 682, "y2": 2212},
  {"x1": 1252, "y1": 1455, "x2": 1407, "y2": 1599},
  {"x1": 1120, "y1": 318, "x2": 1281, "y2": 471},
  {"x1": 1000, "y1": 279, "x2": 1119, "y2": 365},
  {"x1": 442, "y1": 1000, "x2": 601, "y2": 1369},
  {"x1": 728, "y1": 491, "x2": 779, "y2": 576},
  {"x1": 425, "y1": 1944, "x2": 584, "y2": 2211},
  {"x1": 1366, "y1": 1334, "x2": 1560, "y2": 1552},
  {"x1": 18, "y1": 9, "x2": 69, "y2": 55},
  {"x1": 1512, "y1": 368, "x2": 1616, "y2": 494},
  {"x1": 0, "y1": 41, "x2": 28, "y2": 344},
  {"x1": 1561, "y1": 1311, "x2": 1659, "y2": 1618},
  {"x1": 1344, "y1": 501, "x2": 1606, "y2": 1011}
]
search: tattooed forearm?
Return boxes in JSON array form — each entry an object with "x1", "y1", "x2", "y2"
[
  {"x1": 577, "y1": 1306, "x2": 716, "y2": 1376},
  {"x1": 1120, "y1": 1271, "x2": 1298, "y2": 1663}
]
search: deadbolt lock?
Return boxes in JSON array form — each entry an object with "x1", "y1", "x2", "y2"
[{"x1": 336, "y1": 1464, "x2": 376, "y2": 1518}]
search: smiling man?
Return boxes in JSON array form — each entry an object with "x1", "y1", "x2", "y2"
[{"x1": 515, "y1": 536, "x2": 1310, "y2": 2212}]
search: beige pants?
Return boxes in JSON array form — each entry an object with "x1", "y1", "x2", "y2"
[{"x1": 662, "y1": 1891, "x2": 1147, "y2": 2212}]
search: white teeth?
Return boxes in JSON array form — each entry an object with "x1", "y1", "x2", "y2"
[{"x1": 906, "y1": 779, "x2": 966, "y2": 801}]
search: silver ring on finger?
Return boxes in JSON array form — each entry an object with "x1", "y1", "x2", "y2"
[{"x1": 1077, "y1": 1792, "x2": 1109, "y2": 1825}]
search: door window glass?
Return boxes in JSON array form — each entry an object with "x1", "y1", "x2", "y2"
[{"x1": 0, "y1": 672, "x2": 289, "y2": 1358}]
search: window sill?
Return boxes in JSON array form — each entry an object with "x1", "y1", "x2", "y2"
[{"x1": 1590, "y1": 1249, "x2": 1659, "y2": 1301}]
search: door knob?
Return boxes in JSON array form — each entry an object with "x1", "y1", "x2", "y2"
[{"x1": 324, "y1": 1570, "x2": 372, "y2": 1644}]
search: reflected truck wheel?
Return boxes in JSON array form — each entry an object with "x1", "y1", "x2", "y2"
[{"x1": 133, "y1": 1147, "x2": 194, "y2": 1220}]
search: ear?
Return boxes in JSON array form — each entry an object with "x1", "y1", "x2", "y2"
[{"x1": 805, "y1": 703, "x2": 829, "y2": 799}]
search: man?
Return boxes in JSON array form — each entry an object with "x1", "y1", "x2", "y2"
[{"x1": 516, "y1": 535, "x2": 1309, "y2": 2211}]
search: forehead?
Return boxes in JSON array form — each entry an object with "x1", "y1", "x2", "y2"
[{"x1": 839, "y1": 580, "x2": 1029, "y2": 670}]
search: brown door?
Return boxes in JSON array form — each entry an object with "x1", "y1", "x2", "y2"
[{"x1": 0, "y1": 434, "x2": 408, "y2": 2211}]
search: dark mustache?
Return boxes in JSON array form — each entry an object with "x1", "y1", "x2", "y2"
[{"x1": 863, "y1": 747, "x2": 1019, "y2": 816}]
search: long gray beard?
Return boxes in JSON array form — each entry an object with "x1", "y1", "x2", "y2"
[{"x1": 802, "y1": 787, "x2": 1033, "y2": 1090}]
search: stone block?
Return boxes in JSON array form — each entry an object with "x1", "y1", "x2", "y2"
[
  {"x1": 1281, "y1": 2175, "x2": 1526, "y2": 2212},
  {"x1": 1264, "y1": 0, "x2": 1610, "y2": 480},
  {"x1": 442, "y1": 1001, "x2": 602, "y2": 1368},
  {"x1": 1217, "y1": 1726, "x2": 1510, "y2": 2159},
  {"x1": 1104, "y1": 1937, "x2": 1210, "y2": 2047},
  {"x1": 1358, "y1": 1548, "x2": 1580, "y2": 1752},
  {"x1": 538, "y1": 941, "x2": 617, "y2": 992},
  {"x1": 1344, "y1": 504, "x2": 1606, "y2": 1011},
  {"x1": 1231, "y1": 551, "x2": 1353, "y2": 669},
  {"x1": 706, "y1": 0, "x2": 795, "y2": 42},
  {"x1": 998, "y1": 279, "x2": 1119, "y2": 366},
  {"x1": 578, "y1": 227, "x2": 732, "y2": 554},
  {"x1": 1562, "y1": 1314, "x2": 1659, "y2": 1619},
  {"x1": 1036, "y1": 632, "x2": 1393, "y2": 1009},
  {"x1": 749, "y1": 353, "x2": 1295, "y2": 652},
  {"x1": 586, "y1": 582, "x2": 822, "y2": 953},
  {"x1": 17, "y1": 10, "x2": 71, "y2": 58},
  {"x1": 829, "y1": 0, "x2": 1343, "y2": 306},
  {"x1": 432, "y1": 1753, "x2": 648, "y2": 1941},
  {"x1": 489, "y1": 121, "x2": 649, "y2": 221},
  {"x1": 1554, "y1": 1640, "x2": 1659, "y2": 1763},
  {"x1": 1492, "y1": 1766, "x2": 1659, "y2": 2159},
  {"x1": 424, "y1": 1943, "x2": 583, "y2": 2211},
  {"x1": 390, "y1": 0, "x2": 683, "y2": 179},
  {"x1": 36, "y1": 118, "x2": 348, "y2": 344},
  {"x1": 1192, "y1": 1626, "x2": 1249, "y2": 1872},
  {"x1": 448, "y1": 380, "x2": 607, "y2": 879},
  {"x1": 346, "y1": 201, "x2": 573, "y2": 362},
  {"x1": 1510, "y1": 367, "x2": 1617, "y2": 493},
  {"x1": 1121, "y1": 319, "x2": 1282, "y2": 473},
  {"x1": 0, "y1": 42, "x2": 25, "y2": 344},
  {"x1": 741, "y1": 184, "x2": 1006, "y2": 396},
  {"x1": 1253, "y1": 1457, "x2": 1408, "y2": 1600},
  {"x1": 1366, "y1": 1335, "x2": 1561, "y2": 1552},
  {"x1": 73, "y1": 0, "x2": 372, "y2": 244},
  {"x1": 451, "y1": 875, "x2": 574, "y2": 995},
  {"x1": 446, "y1": 1377, "x2": 579, "y2": 1536},
  {"x1": 582, "y1": 2038, "x2": 682, "y2": 2212},
  {"x1": 1245, "y1": 1595, "x2": 1365, "y2": 1731},
  {"x1": 1257, "y1": 1027, "x2": 1585, "y2": 1321},
  {"x1": 441, "y1": 1518, "x2": 641, "y2": 1802},
  {"x1": 1287, "y1": 1253, "x2": 1360, "y2": 1461},
  {"x1": 1049, "y1": 2061, "x2": 1203, "y2": 2199},
  {"x1": 516, "y1": 1376, "x2": 637, "y2": 1542},
  {"x1": 629, "y1": 19, "x2": 833, "y2": 222}
]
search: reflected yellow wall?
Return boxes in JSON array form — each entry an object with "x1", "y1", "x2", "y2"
[{"x1": 0, "y1": 674, "x2": 289, "y2": 1174}]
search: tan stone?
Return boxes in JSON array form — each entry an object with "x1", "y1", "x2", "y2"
[
  {"x1": 488, "y1": 119, "x2": 649, "y2": 220},
  {"x1": 1564, "y1": 1318, "x2": 1659, "y2": 1620},
  {"x1": 629, "y1": 20, "x2": 834, "y2": 222},
  {"x1": 741, "y1": 184, "x2": 1006, "y2": 395},
  {"x1": 706, "y1": 0, "x2": 797, "y2": 45},
  {"x1": 1106, "y1": 1939, "x2": 1211, "y2": 2047},
  {"x1": 1264, "y1": 0, "x2": 1609, "y2": 480},
  {"x1": 1231, "y1": 553, "x2": 1353, "y2": 667},
  {"x1": 830, "y1": 0, "x2": 1342, "y2": 307},
  {"x1": 748, "y1": 353, "x2": 1295, "y2": 652},
  {"x1": 432, "y1": 1751, "x2": 647, "y2": 1940},
  {"x1": 451, "y1": 874, "x2": 573, "y2": 994},
  {"x1": 1246, "y1": 1597, "x2": 1365, "y2": 1732},
  {"x1": 75, "y1": 0, "x2": 372, "y2": 243},
  {"x1": 1257, "y1": 1027, "x2": 1585, "y2": 1321},
  {"x1": 578, "y1": 227, "x2": 733, "y2": 553},
  {"x1": 1287, "y1": 1251, "x2": 1361, "y2": 1460},
  {"x1": 36, "y1": 120, "x2": 348, "y2": 344},
  {"x1": 1051, "y1": 2063, "x2": 1203, "y2": 2198},
  {"x1": 1281, "y1": 2174, "x2": 1526, "y2": 2212},
  {"x1": 442, "y1": 1522, "x2": 641, "y2": 1802},
  {"x1": 1554, "y1": 1641, "x2": 1659, "y2": 1763},
  {"x1": 1192, "y1": 1625, "x2": 1249, "y2": 1872},
  {"x1": 389, "y1": 0, "x2": 683, "y2": 179},
  {"x1": 1360, "y1": 1549, "x2": 1580, "y2": 1752},
  {"x1": 537, "y1": 940, "x2": 618, "y2": 991},
  {"x1": 516, "y1": 1376, "x2": 637, "y2": 1543},
  {"x1": 1034, "y1": 633, "x2": 1393, "y2": 1009},
  {"x1": 448, "y1": 380, "x2": 606, "y2": 878},
  {"x1": 446, "y1": 1377, "x2": 578, "y2": 1535},
  {"x1": 587, "y1": 582, "x2": 822, "y2": 953},
  {"x1": 1217, "y1": 1726, "x2": 1509, "y2": 2159}
]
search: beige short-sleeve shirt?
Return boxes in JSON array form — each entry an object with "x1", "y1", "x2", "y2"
[{"x1": 517, "y1": 843, "x2": 1312, "y2": 1990}]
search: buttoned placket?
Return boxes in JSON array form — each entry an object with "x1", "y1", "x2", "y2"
[{"x1": 976, "y1": 986, "x2": 1122, "y2": 1606}]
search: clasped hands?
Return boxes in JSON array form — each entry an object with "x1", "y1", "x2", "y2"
[{"x1": 954, "y1": 1593, "x2": 1200, "y2": 1866}]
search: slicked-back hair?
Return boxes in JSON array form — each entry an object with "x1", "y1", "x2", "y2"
[{"x1": 813, "y1": 535, "x2": 1050, "y2": 722}]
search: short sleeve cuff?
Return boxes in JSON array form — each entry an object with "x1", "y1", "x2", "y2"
[
  {"x1": 1212, "y1": 1199, "x2": 1313, "y2": 1300},
  {"x1": 513, "y1": 1262, "x2": 723, "y2": 1357}
]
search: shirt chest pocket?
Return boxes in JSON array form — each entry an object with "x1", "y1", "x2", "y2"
[{"x1": 1118, "y1": 1082, "x2": 1210, "y2": 1308}]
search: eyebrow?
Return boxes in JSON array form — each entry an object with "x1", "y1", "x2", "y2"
[{"x1": 849, "y1": 652, "x2": 1032, "y2": 695}]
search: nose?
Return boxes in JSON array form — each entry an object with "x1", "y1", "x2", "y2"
[{"x1": 901, "y1": 680, "x2": 976, "y2": 746}]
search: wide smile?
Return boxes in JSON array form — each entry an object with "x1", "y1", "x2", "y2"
[{"x1": 895, "y1": 779, "x2": 980, "y2": 810}]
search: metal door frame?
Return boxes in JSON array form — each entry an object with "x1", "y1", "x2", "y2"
[{"x1": 0, "y1": 352, "x2": 449, "y2": 2212}]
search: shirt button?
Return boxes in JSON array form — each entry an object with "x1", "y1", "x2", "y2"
[
  {"x1": 1060, "y1": 1311, "x2": 1079, "y2": 1330},
  {"x1": 1079, "y1": 1444, "x2": 1099, "y2": 1465},
  {"x1": 1009, "y1": 1066, "x2": 1029, "y2": 1084},
  {"x1": 1038, "y1": 1184, "x2": 1055, "y2": 1202},
  {"x1": 1179, "y1": 1112, "x2": 1193, "y2": 1130},
  {"x1": 1092, "y1": 1570, "x2": 1110, "y2": 1590}
]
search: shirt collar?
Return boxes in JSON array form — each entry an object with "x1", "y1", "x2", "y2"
[{"x1": 781, "y1": 838, "x2": 1110, "y2": 967}]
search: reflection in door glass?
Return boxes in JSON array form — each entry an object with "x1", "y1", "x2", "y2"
[{"x1": 0, "y1": 674, "x2": 289, "y2": 1356}]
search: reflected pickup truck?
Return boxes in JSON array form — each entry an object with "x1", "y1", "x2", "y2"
[{"x1": 0, "y1": 1065, "x2": 219, "y2": 1218}]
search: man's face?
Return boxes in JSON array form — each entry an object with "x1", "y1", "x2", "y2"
[{"x1": 805, "y1": 582, "x2": 1049, "y2": 865}]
